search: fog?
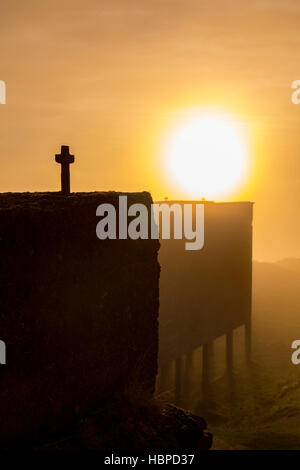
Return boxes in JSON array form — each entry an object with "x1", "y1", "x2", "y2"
[{"x1": 157, "y1": 259, "x2": 300, "y2": 449}]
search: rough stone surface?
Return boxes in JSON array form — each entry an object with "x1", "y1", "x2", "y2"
[
  {"x1": 36, "y1": 397, "x2": 213, "y2": 450},
  {"x1": 0, "y1": 192, "x2": 160, "y2": 446}
]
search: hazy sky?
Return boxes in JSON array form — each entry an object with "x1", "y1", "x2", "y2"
[{"x1": 1, "y1": 0, "x2": 300, "y2": 260}]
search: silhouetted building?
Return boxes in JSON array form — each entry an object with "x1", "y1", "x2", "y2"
[{"x1": 157, "y1": 201, "x2": 253, "y2": 400}]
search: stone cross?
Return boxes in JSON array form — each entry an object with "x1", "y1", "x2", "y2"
[{"x1": 55, "y1": 145, "x2": 74, "y2": 195}]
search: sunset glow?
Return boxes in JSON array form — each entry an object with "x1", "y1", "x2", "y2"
[{"x1": 165, "y1": 113, "x2": 248, "y2": 199}]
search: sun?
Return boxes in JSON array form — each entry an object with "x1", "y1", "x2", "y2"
[{"x1": 165, "y1": 111, "x2": 248, "y2": 199}]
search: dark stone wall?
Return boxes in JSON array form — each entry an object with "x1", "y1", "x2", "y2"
[{"x1": 0, "y1": 192, "x2": 160, "y2": 445}]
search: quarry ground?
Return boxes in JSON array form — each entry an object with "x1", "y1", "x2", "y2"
[
  {"x1": 175, "y1": 259, "x2": 300, "y2": 450},
  {"x1": 36, "y1": 258, "x2": 300, "y2": 451}
]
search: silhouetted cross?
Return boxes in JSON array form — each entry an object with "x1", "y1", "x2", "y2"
[{"x1": 55, "y1": 145, "x2": 74, "y2": 195}]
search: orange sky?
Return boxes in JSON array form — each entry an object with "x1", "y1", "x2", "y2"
[{"x1": 1, "y1": 0, "x2": 300, "y2": 261}]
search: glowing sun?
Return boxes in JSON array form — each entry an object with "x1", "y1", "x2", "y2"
[{"x1": 166, "y1": 112, "x2": 248, "y2": 199}]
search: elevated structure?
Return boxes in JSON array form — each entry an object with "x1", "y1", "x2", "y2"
[{"x1": 157, "y1": 200, "x2": 253, "y2": 400}]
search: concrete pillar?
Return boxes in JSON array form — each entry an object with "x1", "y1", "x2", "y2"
[
  {"x1": 175, "y1": 356, "x2": 184, "y2": 403},
  {"x1": 226, "y1": 330, "x2": 233, "y2": 376},
  {"x1": 245, "y1": 320, "x2": 251, "y2": 363},
  {"x1": 184, "y1": 350, "x2": 194, "y2": 402},
  {"x1": 202, "y1": 341, "x2": 213, "y2": 396},
  {"x1": 159, "y1": 362, "x2": 172, "y2": 393}
]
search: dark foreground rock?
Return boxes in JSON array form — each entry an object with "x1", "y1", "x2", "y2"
[
  {"x1": 0, "y1": 192, "x2": 212, "y2": 450},
  {"x1": 0, "y1": 192, "x2": 159, "y2": 444},
  {"x1": 35, "y1": 396, "x2": 212, "y2": 450}
]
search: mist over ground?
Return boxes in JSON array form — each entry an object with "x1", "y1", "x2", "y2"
[{"x1": 158, "y1": 259, "x2": 300, "y2": 450}]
